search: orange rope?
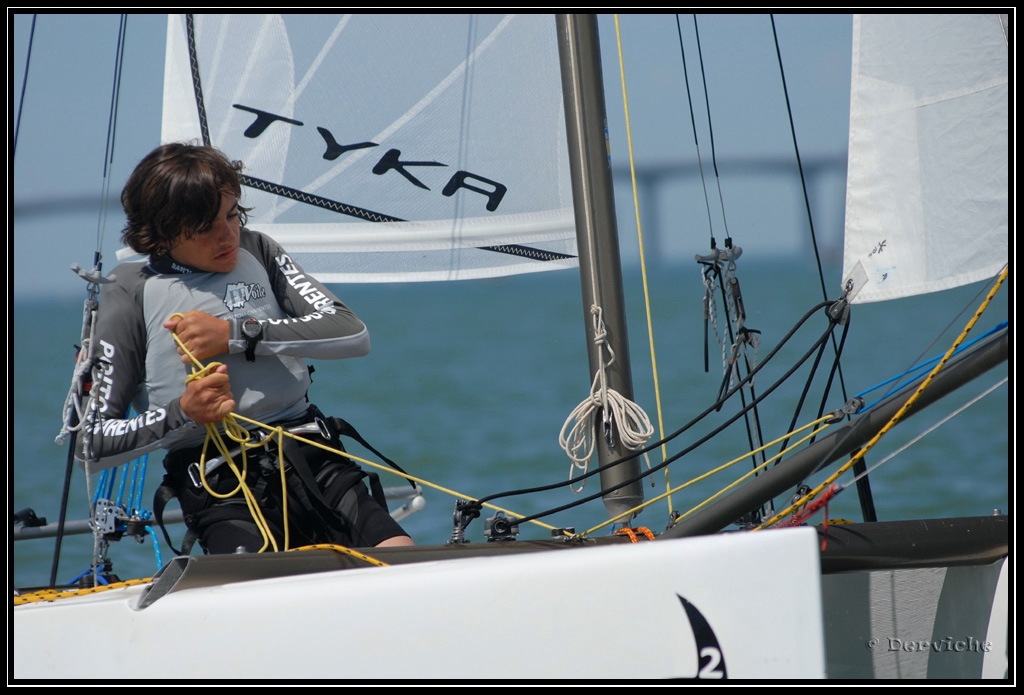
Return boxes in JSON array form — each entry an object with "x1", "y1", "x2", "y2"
[{"x1": 614, "y1": 526, "x2": 656, "y2": 542}]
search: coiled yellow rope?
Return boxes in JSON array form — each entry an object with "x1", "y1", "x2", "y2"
[{"x1": 168, "y1": 315, "x2": 559, "y2": 551}]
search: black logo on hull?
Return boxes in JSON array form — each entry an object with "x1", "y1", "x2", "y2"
[{"x1": 676, "y1": 595, "x2": 728, "y2": 680}]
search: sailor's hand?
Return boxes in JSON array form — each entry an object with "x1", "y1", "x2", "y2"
[
  {"x1": 164, "y1": 310, "x2": 230, "y2": 364},
  {"x1": 180, "y1": 364, "x2": 236, "y2": 424}
]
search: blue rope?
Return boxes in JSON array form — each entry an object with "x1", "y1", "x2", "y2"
[
  {"x1": 115, "y1": 463, "x2": 129, "y2": 506},
  {"x1": 855, "y1": 321, "x2": 1007, "y2": 412},
  {"x1": 127, "y1": 454, "x2": 149, "y2": 513},
  {"x1": 85, "y1": 405, "x2": 163, "y2": 576},
  {"x1": 66, "y1": 568, "x2": 110, "y2": 586},
  {"x1": 146, "y1": 524, "x2": 164, "y2": 570}
]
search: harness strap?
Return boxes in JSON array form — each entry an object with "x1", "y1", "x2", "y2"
[
  {"x1": 325, "y1": 413, "x2": 416, "y2": 490},
  {"x1": 154, "y1": 406, "x2": 408, "y2": 555},
  {"x1": 279, "y1": 434, "x2": 360, "y2": 528},
  {"x1": 153, "y1": 475, "x2": 200, "y2": 556}
]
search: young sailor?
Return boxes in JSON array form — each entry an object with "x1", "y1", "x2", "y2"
[{"x1": 77, "y1": 142, "x2": 413, "y2": 553}]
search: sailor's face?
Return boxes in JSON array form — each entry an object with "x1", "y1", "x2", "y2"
[{"x1": 168, "y1": 193, "x2": 241, "y2": 273}]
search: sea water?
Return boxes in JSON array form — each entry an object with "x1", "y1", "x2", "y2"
[{"x1": 12, "y1": 259, "x2": 1010, "y2": 589}]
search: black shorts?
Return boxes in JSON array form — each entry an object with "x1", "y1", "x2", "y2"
[{"x1": 167, "y1": 442, "x2": 408, "y2": 554}]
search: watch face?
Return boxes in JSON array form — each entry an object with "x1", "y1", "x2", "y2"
[{"x1": 242, "y1": 318, "x2": 262, "y2": 338}]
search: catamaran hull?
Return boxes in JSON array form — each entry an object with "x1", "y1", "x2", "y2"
[{"x1": 15, "y1": 528, "x2": 828, "y2": 680}]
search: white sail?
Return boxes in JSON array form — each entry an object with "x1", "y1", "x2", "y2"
[
  {"x1": 842, "y1": 14, "x2": 1008, "y2": 304},
  {"x1": 161, "y1": 14, "x2": 577, "y2": 282}
]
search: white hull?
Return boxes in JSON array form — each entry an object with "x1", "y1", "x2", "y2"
[
  {"x1": 16, "y1": 529, "x2": 828, "y2": 680},
  {"x1": 14, "y1": 523, "x2": 1008, "y2": 680}
]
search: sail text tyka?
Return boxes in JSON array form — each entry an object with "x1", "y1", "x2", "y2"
[{"x1": 235, "y1": 104, "x2": 508, "y2": 212}]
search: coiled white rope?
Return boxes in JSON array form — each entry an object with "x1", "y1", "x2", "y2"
[
  {"x1": 559, "y1": 305, "x2": 653, "y2": 492},
  {"x1": 56, "y1": 301, "x2": 98, "y2": 445}
]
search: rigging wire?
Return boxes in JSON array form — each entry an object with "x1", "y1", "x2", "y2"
[
  {"x1": 769, "y1": 15, "x2": 830, "y2": 308},
  {"x1": 586, "y1": 415, "x2": 835, "y2": 537},
  {"x1": 797, "y1": 265, "x2": 1011, "y2": 493},
  {"x1": 12, "y1": 14, "x2": 37, "y2": 160},
  {"x1": 673, "y1": 14, "x2": 716, "y2": 250},
  {"x1": 768, "y1": 14, "x2": 874, "y2": 521},
  {"x1": 56, "y1": 14, "x2": 130, "y2": 589},
  {"x1": 676, "y1": 15, "x2": 770, "y2": 517},
  {"x1": 478, "y1": 299, "x2": 838, "y2": 524},
  {"x1": 778, "y1": 377, "x2": 1009, "y2": 534},
  {"x1": 843, "y1": 376, "x2": 1008, "y2": 490},
  {"x1": 94, "y1": 14, "x2": 129, "y2": 256},
  {"x1": 689, "y1": 15, "x2": 732, "y2": 247},
  {"x1": 869, "y1": 265, "x2": 1010, "y2": 405},
  {"x1": 785, "y1": 312, "x2": 851, "y2": 452},
  {"x1": 758, "y1": 265, "x2": 1010, "y2": 530},
  {"x1": 84, "y1": 13, "x2": 131, "y2": 588}
]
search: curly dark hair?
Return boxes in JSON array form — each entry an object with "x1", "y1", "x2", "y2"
[{"x1": 120, "y1": 142, "x2": 253, "y2": 255}]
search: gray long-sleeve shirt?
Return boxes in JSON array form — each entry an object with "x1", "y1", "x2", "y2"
[{"x1": 76, "y1": 228, "x2": 369, "y2": 472}]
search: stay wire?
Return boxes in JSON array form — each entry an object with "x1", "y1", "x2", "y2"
[
  {"x1": 13, "y1": 14, "x2": 37, "y2": 160},
  {"x1": 769, "y1": 15, "x2": 830, "y2": 308},
  {"x1": 95, "y1": 14, "x2": 128, "y2": 256},
  {"x1": 691, "y1": 15, "x2": 732, "y2": 247},
  {"x1": 674, "y1": 14, "x2": 716, "y2": 249},
  {"x1": 802, "y1": 268, "x2": 1009, "y2": 509},
  {"x1": 770, "y1": 15, "x2": 873, "y2": 519},
  {"x1": 677, "y1": 15, "x2": 767, "y2": 484},
  {"x1": 768, "y1": 16, "x2": 853, "y2": 415},
  {"x1": 85, "y1": 13, "x2": 130, "y2": 588}
]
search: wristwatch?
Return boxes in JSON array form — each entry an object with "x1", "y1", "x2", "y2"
[{"x1": 240, "y1": 317, "x2": 263, "y2": 362}]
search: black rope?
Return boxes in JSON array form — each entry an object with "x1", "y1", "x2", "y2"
[
  {"x1": 474, "y1": 299, "x2": 837, "y2": 520},
  {"x1": 504, "y1": 307, "x2": 841, "y2": 527},
  {"x1": 769, "y1": 15, "x2": 873, "y2": 520}
]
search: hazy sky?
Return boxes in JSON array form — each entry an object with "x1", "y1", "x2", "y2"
[{"x1": 11, "y1": 13, "x2": 853, "y2": 298}]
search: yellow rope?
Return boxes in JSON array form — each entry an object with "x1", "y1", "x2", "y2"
[
  {"x1": 579, "y1": 416, "x2": 835, "y2": 537},
  {"x1": 227, "y1": 411, "x2": 558, "y2": 533},
  {"x1": 13, "y1": 578, "x2": 155, "y2": 606},
  {"x1": 755, "y1": 265, "x2": 1009, "y2": 530},
  {"x1": 168, "y1": 316, "x2": 558, "y2": 556},
  {"x1": 613, "y1": 14, "x2": 672, "y2": 512},
  {"x1": 172, "y1": 314, "x2": 280, "y2": 552},
  {"x1": 290, "y1": 544, "x2": 391, "y2": 567},
  {"x1": 13, "y1": 543, "x2": 391, "y2": 606}
]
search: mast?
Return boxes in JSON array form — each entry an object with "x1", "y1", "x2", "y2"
[{"x1": 556, "y1": 14, "x2": 644, "y2": 520}]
